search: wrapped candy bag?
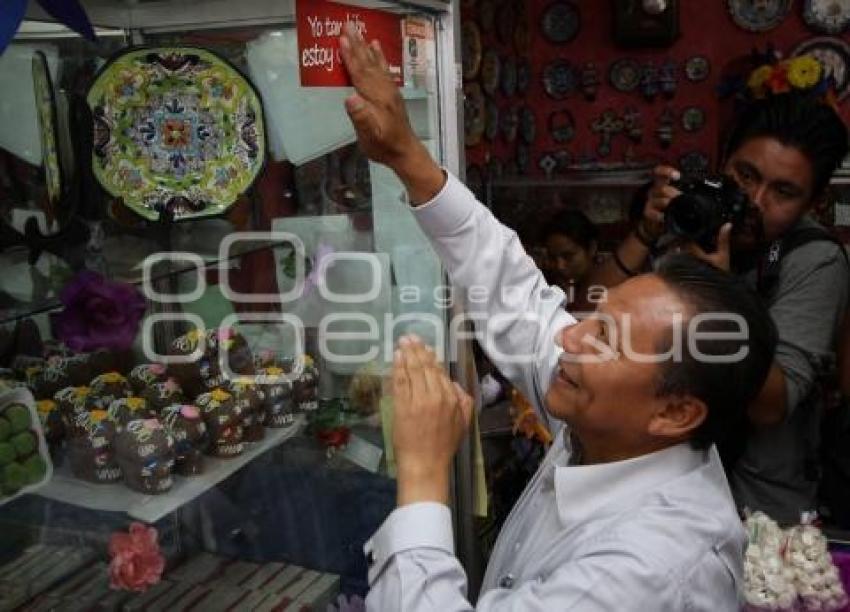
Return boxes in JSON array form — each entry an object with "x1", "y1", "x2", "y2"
[
  {"x1": 744, "y1": 512, "x2": 797, "y2": 611},
  {"x1": 784, "y1": 518, "x2": 849, "y2": 612}
]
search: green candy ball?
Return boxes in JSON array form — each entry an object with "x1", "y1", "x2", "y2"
[
  {"x1": 5, "y1": 404, "x2": 31, "y2": 434},
  {"x1": 11, "y1": 432, "x2": 36, "y2": 458},
  {"x1": 2, "y1": 463, "x2": 27, "y2": 494},
  {"x1": 0, "y1": 417, "x2": 10, "y2": 442},
  {"x1": 23, "y1": 455, "x2": 47, "y2": 484},
  {"x1": 0, "y1": 443, "x2": 14, "y2": 466}
]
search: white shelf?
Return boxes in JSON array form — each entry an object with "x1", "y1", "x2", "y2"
[{"x1": 36, "y1": 416, "x2": 306, "y2": 524}]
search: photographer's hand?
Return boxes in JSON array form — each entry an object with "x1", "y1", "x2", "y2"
[
  {"x1": 685, "y1": 223, "x2": 732, "y2": 272},
  {"x1": 643, "y1": 165, "x2": 682, "y2": 239}
]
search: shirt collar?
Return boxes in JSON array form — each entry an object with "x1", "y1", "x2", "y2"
[{"x1": 553, "y1": 442, "x2": 708, "y2": 529}]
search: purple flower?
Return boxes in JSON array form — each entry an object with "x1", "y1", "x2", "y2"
[{"x1": 52, "y1": 271, "x2": 146, "y2": 352}]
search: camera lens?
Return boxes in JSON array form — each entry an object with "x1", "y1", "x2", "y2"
[{"x1": 667, "y1": 195, "x2": 707, "y2": 239}]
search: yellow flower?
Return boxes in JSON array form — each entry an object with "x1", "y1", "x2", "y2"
[
  {"x1": 99, "y1": 372, "x2": 126, "y2": 384},
  {"x1": 747, "y1": 65, "x2": 774, "y2": 96},
  {"x1": 90, "y1": 410, "x2": 108, "y2": 423},
  {"x1": 210, "y1": 388, "x2": 231, "y2": 402},
  {"x1": 37, "y1": 400, "x2": 56, "y2": 415},
  {"x1": 127, "y1": 397, "x2": 146, "y2": 410},
  {"x1": 787, "y1": 55, "x2": 822, "y2": 89}
]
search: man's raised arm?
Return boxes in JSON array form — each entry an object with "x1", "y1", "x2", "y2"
[{"x1": 339, "y1": 24, "x2": 574, "y2": 411}]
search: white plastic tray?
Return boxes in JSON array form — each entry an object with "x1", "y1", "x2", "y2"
[
  {"x1": 0, "y1": 387, "x2": 54, "y2": 507},
  {"x1": 37, "y1": 415, "x2": 304, "y2": 523}
]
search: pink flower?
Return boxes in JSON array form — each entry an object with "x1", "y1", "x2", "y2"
[
  {"x1": 52, "y1": 271, "x2": 146, "y2": 352},
  {"x1": 180, "y1": 405, "x2": 200, "y2": 419},
  {"x1": 108, "y1": 522, "x2": 165, "y2": 592}
]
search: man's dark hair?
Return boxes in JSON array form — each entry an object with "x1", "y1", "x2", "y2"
[
  {"x1": 541, "y1": 210, "x2": 599, "y2": 251},
  {"x1": 653, "y1": 254, "x2": 778, "y2": 450},
  {"x1": 723, "y1": 92, "x2": 849, "y2": 197}
]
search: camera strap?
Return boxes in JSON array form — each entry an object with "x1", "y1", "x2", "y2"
[{"x1": 756, "y1": 226, "x2": 849, "y2": 302}]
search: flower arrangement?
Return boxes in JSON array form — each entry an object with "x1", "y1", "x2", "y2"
[
  {"x1": 716, "y1": 49, "x2": 841, "y2": 117},
  {"x1": 52, "y1": 271, "x2": 146, "y2": 352},
  {"x1": 747, "y1": 55, "x2": 825, "y2": 99},
  {"x1": 108, "y1": 522, "x2": 165, "y2": 592}
]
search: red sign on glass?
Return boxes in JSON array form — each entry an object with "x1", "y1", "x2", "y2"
[{"x1": 296, "y1": 0, "x2": 403, "y2": 87}]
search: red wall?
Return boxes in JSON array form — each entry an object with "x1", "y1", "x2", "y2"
[{"x1": 463, "y1": 0, "x2": 850, "y2": 178}]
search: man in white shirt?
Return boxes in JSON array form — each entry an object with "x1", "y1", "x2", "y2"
[{"x1": 338, "y1": 24, "x2": 777, "y2": 610}]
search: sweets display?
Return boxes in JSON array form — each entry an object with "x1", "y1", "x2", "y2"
[
  {"x1": 744, "y1": 512, "x2": 849, "y2": 612},
  {"x1": 0, "y1": 332, "x2": 316, "y2": 497},
  {"x1": 0, "y1": 388, "x2": 52, "y2": 502},
  {"x1": 88, "y1": 372, "x2": 132, "y2": 410},
  {"x1": 66, "y1": 409, "x2": 122, "y2": 483},
  {"x1": 107, "y1": 396, "x2": 156, "y2": 427},
  {"x1": 196, "y1": 388, "x2": 244, "y2": 458},
  {"x1": 258, "y1": 366, "x2": 295, "y2": 428},
  {"x1": 114, "y1": 419, "x2": 176, "y2": 494},
  {"x1": 293, "y1": 356, "x2": 319, "y2": 413},
  {"x1": 160, "y1": 403, "x2": 207, "y2": 476},
  {"x1": 228, "y1": 380, "x2": 266, "y2": 442}
]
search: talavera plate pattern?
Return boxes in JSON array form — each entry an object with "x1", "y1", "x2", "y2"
[
  {"x1": 32, "y1": 51, "x2": 62, "y2": 206},
  {"x1": 87, "y1": 47, "x2": 266, "y2": 221}
]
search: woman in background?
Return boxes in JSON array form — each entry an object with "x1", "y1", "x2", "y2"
[{"x1": 541, "y1": 209, "x2": 599, "y2": 310}]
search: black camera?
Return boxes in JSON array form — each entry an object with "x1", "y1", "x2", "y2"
[{"x1": 665, "y1": 176, "x2": 750, "y2": 252}]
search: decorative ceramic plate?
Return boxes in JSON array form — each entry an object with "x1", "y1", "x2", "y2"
[
  {"x1": 609, "y1": 58, "x2": 641, "y2": 92},
  {"x1": 684, "y1": 55, "x2": 711, "y2": 81},
  {"x1": 792, "y1": 36, "x2": 850, "y2": 100},
  {"x1": 501, "y1": 106, "x2": 519, "y2": 143},
  {"x1": 727, "y1": 0, "x2": 792, "y2": 32},
  {"x1": 548, "y1": 109, "x2": 575, "y2": 143},
  {"x1": 803, "y1": 0, "x2": 850, "y2": 34},
  {"x1": 520, "y1": 106, "x2": 536, "y2": 145},
  {"x1": 32, "y1": 51, "x2": 62, "y2": 207},
  {"x1": 542, "y1": 59, "x2": 577, "y2": 99},
  {"x1": 541, "y1": 1, "x2": 580, "y2": 44},
  {"x1": 681, "y1": 107, "x2": 706, "y2": 132},
  {"x1": 464, "y1": 82, "x2": 486, "y2": 146},
  {"x1": 481, "y1": 50, "x2": 501, "y2": 95},
  {"x1": 517, "y1": 58, "x2": 531, "y2": 95},
  {"x1": 514, "y1": 12, "x2": 531, "y2": 54},
  {"x1": 501, "y1": 56, "x2": 518, "y2": 97},
  {"x1": 479, "y1": 0, "x2": 497, "y2": 33},
  {"x1": 462, "y1": 21, "x2": 482, "y2": 80},
  {"x1": 87, "y1": 47, "x2": 266, "y2": 221},
  {"x1": 485, "y1": 97, "x2": 499, "y2": 141},
  {"x1": 497, "y1": 3, "x2": 516, "y2": 45}
]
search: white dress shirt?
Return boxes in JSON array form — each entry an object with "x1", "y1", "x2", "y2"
[{"x1": 364, "y1": 173, "x2": 746, "y2": 611}]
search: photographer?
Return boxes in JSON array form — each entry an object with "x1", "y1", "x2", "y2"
[{"x1": 589, "y1": 90, "x2": 850, "y2": 525}]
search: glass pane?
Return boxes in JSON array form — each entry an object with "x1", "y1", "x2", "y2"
[{"x1": 0, "y1": 5, "x2": 447, "y2": 608}]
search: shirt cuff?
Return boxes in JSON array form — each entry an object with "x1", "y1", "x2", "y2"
[
  {"x1": 364, "y1": 502, "x2": 454, "y2": 584},
  {"x1": 412, "y1": 171, "x2": 477, "y2": 237}
]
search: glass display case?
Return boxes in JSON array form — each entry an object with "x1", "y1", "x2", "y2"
[{"x1": 0, "y1": 1, "x2": 474, "y2": 609}]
